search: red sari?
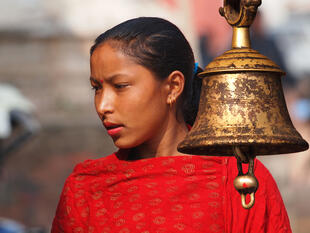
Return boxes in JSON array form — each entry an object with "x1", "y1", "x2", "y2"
[{"x1": 52, "y1": 151, "x2": 291, "y2": 233}]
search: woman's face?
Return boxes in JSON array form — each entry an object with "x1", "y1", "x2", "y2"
[{"x1": 90, "y1": 42, "x2": 170, "y2": 149}]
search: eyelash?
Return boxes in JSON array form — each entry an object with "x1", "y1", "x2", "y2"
[
  {"x1": 114, "y1": 83, "x2": 129, "y2": 89},
  {"x1": 90, "y1": 83, "x2": 129, "y2": 92},
  {"x1": 91, "y1": 86, "x2": 99, "y2": 91}
]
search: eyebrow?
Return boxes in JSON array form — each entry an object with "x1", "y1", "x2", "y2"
[
  {"x1": 90, "y1": 73, "x2": 129, "y2": 84},
  {"x1": 89, "y1": 77, "x2": 101, "y2": 85}
]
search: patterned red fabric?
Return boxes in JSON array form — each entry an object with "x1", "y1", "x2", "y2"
[{"x1": 52, "y1": 152, "x2": 292, "y2": 233}]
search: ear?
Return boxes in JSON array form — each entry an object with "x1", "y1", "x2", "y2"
[{"x1": 165, "y1": 70, "x2": 185, "y2": 105}]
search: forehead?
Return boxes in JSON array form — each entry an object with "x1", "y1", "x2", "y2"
[
  {"x1": 90, "y1": 42, "x2": 136, "y2": 70},
  {"x1": 90, "y1": 42, "x2": 160, "y2": 83}
]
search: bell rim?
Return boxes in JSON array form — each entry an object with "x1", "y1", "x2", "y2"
[{"x1": 177, "y1": 139, "x2": 309, "y2": 156}]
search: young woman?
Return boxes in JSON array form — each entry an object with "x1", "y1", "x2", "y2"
[{"x1": 52, "y1": 17, "x2": 291, "y2": 233}]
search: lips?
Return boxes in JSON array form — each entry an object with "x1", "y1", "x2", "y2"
[{"x1": 103, "y1": 122, "x2": 123, "y2": 136}]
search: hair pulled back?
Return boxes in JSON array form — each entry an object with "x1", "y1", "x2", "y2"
[{"x1": 90, "y1": 17, "x2": 202, "y2": 126}]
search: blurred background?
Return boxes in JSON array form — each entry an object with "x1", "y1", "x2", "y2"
[{"x1": 0, "y1": 0, "x2": 309, "y2": 232}]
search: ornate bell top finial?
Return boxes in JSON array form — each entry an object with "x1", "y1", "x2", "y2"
[
  {"x1": 219, "y1": 0, "x2": 262, "y2": 27},
  {"x1": 219, "y1": 0, "x2": 261, "y2": 49},
  {"x1": 198, "y1": 0, "x2": 284, "y2": 76}
]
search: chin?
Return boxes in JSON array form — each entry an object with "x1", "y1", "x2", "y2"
[
  {"x1": 113, "y1": 137, "x2": 143, "y2": 150},
  {"x1": 113, "y1": 139, "x2": 136, "y2": 149}
]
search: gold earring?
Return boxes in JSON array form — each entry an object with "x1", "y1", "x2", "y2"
[
  {"x1": 168, "y1": 99, "x2": 172, "y2": 107},
  {"x1": 170, "y1": 98, "x2": 175, "y2": 107}
]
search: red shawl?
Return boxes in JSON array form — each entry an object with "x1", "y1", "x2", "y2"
[{"x1": 52, "y1": 152, "x2": 291, "y2": 233}]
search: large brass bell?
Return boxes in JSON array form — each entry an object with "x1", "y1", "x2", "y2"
[{"x1": 178, "y1": 0, "x2": 309, "y2": 208}]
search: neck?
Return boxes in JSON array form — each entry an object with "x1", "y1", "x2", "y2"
[{"x1": 127, "y1": 117, "x2": 189, "y2": 160}]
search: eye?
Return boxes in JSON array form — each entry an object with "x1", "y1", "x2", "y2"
[
  {"x1": 91, "y1": 84, "x2": 101, "y2": 92},
  {"x1": 90, "y1": 79, "x2": 101, "y2": 92},
  {"x1": 114, "y1": 83, "x2": 129, "y2": 89}
]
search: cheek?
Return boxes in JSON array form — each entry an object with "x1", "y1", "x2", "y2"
[
  {"x1": 122, "y1": 88, "x2": 167, "y2": 131},
  {"x1": 126, "y1": 86, "x2": 165, "y2": 112}
]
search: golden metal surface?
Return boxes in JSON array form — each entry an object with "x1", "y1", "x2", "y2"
[
  {"x1": 200, "y1": 48, "x2": 285, "y2": 75},
  {"x1": 233, "y1": 147, "x2": 258, "y2": 209},
  {"x1": 231, "y1": 27, "x2": 251, "y2": 48},
  {"x1": 234, "y1": 175, "x2": 258, "y2": 191},
  {"x1": 178, "y1": 0, "x2": 309, "y2": 156},
  {"x1": 178, "y1": 70, "x2": 308, "y2": 156},
  {"x1": 219, "y1": 0, "x2": 261, "y2": 27},
  {"x1": 178, "y1": 0, "x2": 309, "y2": 209},
  {"x1": 233, "y1": 146, "x2": 248, "y2": 163},
  {"x1": 241, "y1": 193, "x2": 255, "y2": 209}
]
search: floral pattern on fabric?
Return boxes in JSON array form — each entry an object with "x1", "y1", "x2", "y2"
[{"x1": 52, "y1": 152, "x2": 291, "y2": 233}]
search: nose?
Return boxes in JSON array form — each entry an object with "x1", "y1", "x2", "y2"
[{"x1": 95, "y1": 89, "x2": 114, "y2": 117}]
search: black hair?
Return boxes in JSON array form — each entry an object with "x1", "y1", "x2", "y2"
[{"x1": 90, "y1": 17, "x2": 202, "y2": 126}]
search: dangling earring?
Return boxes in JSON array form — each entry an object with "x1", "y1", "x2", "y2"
[
  {"x1": 168, "y1": 97, "x2": 175, "y2": 107},
  {"x1": 168, "y1": 99, "x2": 172, "y2": 108}
]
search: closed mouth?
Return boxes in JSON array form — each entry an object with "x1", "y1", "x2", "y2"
[
  {"x1": 103, "y1": 122, "x2": 123, "y2": 131},
  {"x1": 106, "y1": 125, "x2": 121, "y2": 130}
]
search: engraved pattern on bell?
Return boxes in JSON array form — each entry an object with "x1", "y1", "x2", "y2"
[{"x1": 178, "y1": 71, "x2": 309, "y2": 156}]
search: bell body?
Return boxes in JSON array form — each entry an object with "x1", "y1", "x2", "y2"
[
  {"x1": 178, "y1": 0, "x2": 309, "y2": 209},
  {"x1": 178, "y1": 49, "x2": 309, "y2": 156}
]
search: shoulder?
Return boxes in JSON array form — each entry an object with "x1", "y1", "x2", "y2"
[
  {"x1": 51, "y1": 154, "x2": 119, "y2": 233},
  {"x1": 72, "y1": 152, "x2": 118, "y2": 175},
  {"x1": 60, "y1": 152, "x2": 119, "y2": 189},
  {"x1": 57, "y1": 152, "x2": 120, "y2": 196}
]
